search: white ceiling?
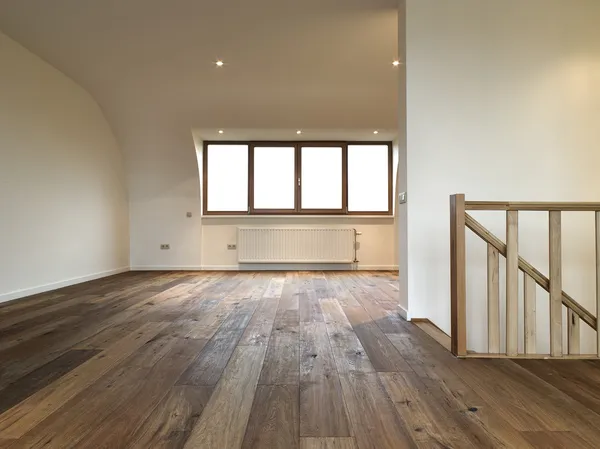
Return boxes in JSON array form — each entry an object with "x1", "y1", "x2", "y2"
[{"x1": 0, "y1": 0, "x2": 399, "y2": 147}]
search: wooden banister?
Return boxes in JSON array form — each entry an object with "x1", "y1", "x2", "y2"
[
  {"x1": 487, "y1": 244, "x2": 500, "y2": 353},
  {"x1": 549, "y1": 211, "x2": 562, "y2": 357},
  {"x1": 466, "y1": 202, "x2": 600, "y2": 212},
  {"x1": 464, "y1": 213, "x2": 597, "y2": 330},
  {"x1": 568, "y1": 311, "x2": 581, "y2": 355},
  {"x1": 524, "y1": 274, "x2": 536, "y2": 354},
  {"x1": 451, "y1": 194, "x2": 600, "y2": 359},
  {"x1": 450, "y1": 194, "x2": 467, "y2": 356},
  {"x1": 596, "y1": 211, "x2": 600, "y2": 357},
  {"x1": 506, "y1": 211, "x2": 519, "y2": 357}
]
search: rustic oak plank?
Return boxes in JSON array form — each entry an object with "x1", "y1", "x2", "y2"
[
  {"x1": 74, "y1": 339, "x2": 206, "y2": 449},
  {"x1": 126, "y1": 386, "x2": 214, "y2": 449},
  {"x1": 456, "y1": 360, "x2": 591, "y2": 433},
  {"x1": 378, "y1": 372, "x2": 457, "y2": 447},
  {"x1": 299, "y1": 277, "x2": 324, "y2": 323},
  {"x1": 0, "y1": 296, "x2": 90, "y2": 332},
  {"x1": 320, "y1": 298, "x2": 374, "y2": 374},
  {"x1": 343, "y1": 306, "x2": 410, "y2": 372},
  {"x1": 387, "y1": 332, "x2": 537, "y2": 448},
  {"x1": 239, "y1": 298, "x2": 280, "y2": 347},
  {"x1": 0, "y1": 315, "x2": 80, "y2": 353},
  {"x1": 0, "y1": 322, "x2": 168, "y2": 438},
  {"x1": 72, "y1": 320, "x2": 142, "y2": 350},
  {"x1": 259, "y1": 288, "x2": 300, "y2": 385},
  {"x1": 300, "y1": 323, "x2": 350, "y2": 437},
  {"x1": 259, "y1": 329, "x2": 299, "y2": 385},
  {"x1": 326, "y1": 275, "x2": 361, "y2": 308},
  {"x1": 515, "y1": 359, "x2": 600, "y2": 416},
  {"x1": 264, "y1": 277, "x2": 286, "y2": 298},
  {"x1": 0, "y1": 349, "x2": 99, "y2": 415},
  {"x1": 241, "y1": 385, "x2": 299, "y2": 449},
  {"x1": 521, "y1": 431, "x2": 595, "y2": 449},
  {"x1": 339, "y1": 372, "x2": 415, "y2": 449},
  {"x1": 177, "y1": 299, "x2": 259, "y2": 386},
  {"x1": 16, "y1": 362, "x2": 151, "y2": 448},
  {"x1": 338, "y1": 274, "x2": 406, "y2": 334},
  {"x1": 183, "y1": 346, "x2": 267, "y2": 449},
  {"x1": 2, "y1": 272, "x2": 600, "y2": 448},
  {"x1": 300, "y1": 437, "x2": 358, "y2": 449},
  {"x1": 23, "y1": 335, "x2": 205, "y2": 449}
]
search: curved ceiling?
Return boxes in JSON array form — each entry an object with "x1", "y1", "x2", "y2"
[{"x1": 0, "y1": 0, "x2": 399, "y2": 143}]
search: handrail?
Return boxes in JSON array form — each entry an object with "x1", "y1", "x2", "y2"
[
  {"x1": 465, "y1": 213, "x2": 597, "y2": 330},
  {"x1": 466, "y1": 201, "x2": 600, "y2": 212}
]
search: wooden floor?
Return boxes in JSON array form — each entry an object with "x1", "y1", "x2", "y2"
[{"x1": 2, "y1": 272, "x2": 600, "y2": 448}]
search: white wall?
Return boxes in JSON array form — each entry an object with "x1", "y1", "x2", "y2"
[
  {"x1": 127, "y1": 127, "x2": 203, "y2": 270},
  {"x1": 405, "y1": 0, "x2": 600, "y2": 352},
  {"x1": 201, "y1": 217, "x2": 397, "y2": 270},
  {"x1": 396, "y1": 0, "x2": 408, "y2": 315},
  {"x1": 0, "y1": 32, "x2": 129, "y2": 302},
  {"x1": 129, "y1": 135, "x2": 398, "y2": 271}
]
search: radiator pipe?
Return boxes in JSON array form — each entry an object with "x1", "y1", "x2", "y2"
[{"x1": 353, "y1": 229, "x2": 361, "y2": 264}]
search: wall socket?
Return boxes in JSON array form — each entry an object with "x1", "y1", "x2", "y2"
[
  {"x1": 227, "y1": 244, "x2": 237, "y2": 250},
  {"x1": 160, "y1": 244, "x2": 170, "y2": 250}
]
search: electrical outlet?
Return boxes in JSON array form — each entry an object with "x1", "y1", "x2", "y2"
[
  {"x1": 227, "y1": 244, "x2": 237, "y2": 250},
  {"x1": 160, "y1": 244, "x2": 170, "y2": 250}
]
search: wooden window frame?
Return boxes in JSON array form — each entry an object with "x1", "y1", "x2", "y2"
[
  {"x1": 202, "y1": 141, "x2": 250, "y2": 215},
  {"x1": 202, "y1": 140, "x2": 393, "y2": 216},
  {"x1": 297, "y1": 142, "x2": 347, "y2": 215},
  {"x1": 249, "y1": 142, "x2": 298, "y2": 215}
]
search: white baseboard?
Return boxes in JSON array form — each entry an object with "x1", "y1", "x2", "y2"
[
  {"x1": 359, "y1": 265, "x2": 399, "y2": 271},
  {"x1": 131, "y1": 265, "x2": 399, "y2": 272},
  {"x1": 201, "y1": 265, "x2": 243, "y2": 271},
  {"x1": 398, "y1": 304, "x2": 409, "y2": 320},
  {"x1": 131, "y1": 266, "x2": 205, "y2": 271},
  {"x1": 0, "y1": 267, "x2": 130, "y2": 304}
]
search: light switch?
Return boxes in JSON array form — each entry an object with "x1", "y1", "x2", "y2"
[{"x1": 399, "y1": 192, "x2": 407, "y2": 204}]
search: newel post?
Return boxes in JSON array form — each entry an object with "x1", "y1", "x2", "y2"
[{"x1": 450, "y1": 194, "x2": 467, "y2": 356}]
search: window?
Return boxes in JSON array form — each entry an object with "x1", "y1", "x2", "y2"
[
  {"x1": 348, "y1": 144, "x2": 391, "y2": 213},
  {"x1": 251, "y1": 145, "x2": 296, "y2": 212},
  {"x1": 300, "y1": 145, "x2": 344, "y2": 212},
  {"x1": 202, "y1": 141, "x2": 392, "y2": 215},
  {"x1": 204, "y1": 144, "x2": 248, "y2": 213}
]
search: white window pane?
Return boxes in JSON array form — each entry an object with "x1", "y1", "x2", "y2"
[
  {"x1": 206, "y1": 144, "x2": 248, "y2": 211},
  {"x1": 301, "y1": 147, "x2": 342, "y2": 210},
  {"x1": 348, "y1": 145, "x2": 389, "y2": 212},
  {"x1": 254, "y1": 146, "x2": 295, "y2": 210}
]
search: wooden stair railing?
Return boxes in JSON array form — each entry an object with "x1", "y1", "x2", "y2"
[{"x1": 450, "y1": 194, "x2": 600, "y2": 359}]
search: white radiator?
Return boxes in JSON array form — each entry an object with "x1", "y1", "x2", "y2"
[{"x1": 237, "y1": 227, "x2": 356, "y2": 263}]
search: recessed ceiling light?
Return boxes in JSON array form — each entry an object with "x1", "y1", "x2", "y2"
[
  {"x1": 392, "y1": 60, "x2": 401, "y2": 67},
  {"x1": 296, "y1": 130, "x2": 302, "y2": 135},
  {"x1": 373, "y1": 130, "x2": 379, "y2": 135},
  {"x1": 218, "y1": 130, "x2": 224, "y2": 134},
  {"x1": 215, "y1": 60, "x2": 224, "y2": 67}
]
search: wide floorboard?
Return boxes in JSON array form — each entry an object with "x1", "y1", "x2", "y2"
[{"x1": 1, "y1": 271, "x2": 600, "y2": 448}]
